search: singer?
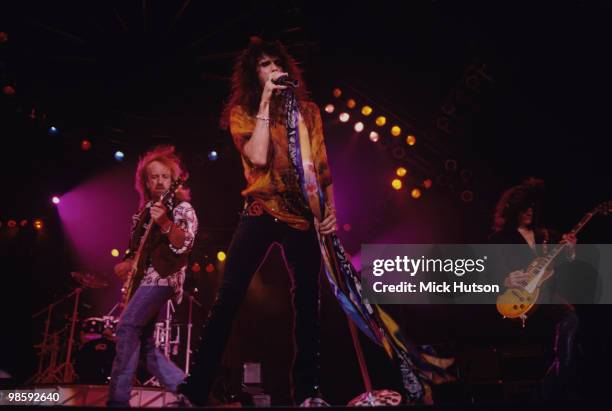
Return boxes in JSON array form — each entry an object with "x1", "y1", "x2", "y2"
[{"x1": 177, "y1": 37, "x2": 337, "y2": 407}]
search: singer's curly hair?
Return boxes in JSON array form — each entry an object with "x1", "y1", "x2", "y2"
[
  {"x1": 220, "y1": 36, "x2": 309, "y2": 129},
  {"x1": 135, "y1": 145, "x2": 190, "y2": 209},
  {"x1": 493, "y1": 177, "x2": 545, "y2": 232}
]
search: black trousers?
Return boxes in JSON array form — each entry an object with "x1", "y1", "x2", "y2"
[
  {"x1": 540, "y1": 303, "x2": 580, "y2": 400},
  {"x1": 183, "y1": 210, "x2": 322, "y2": 405}
]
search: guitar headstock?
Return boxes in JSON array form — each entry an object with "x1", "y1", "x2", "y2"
[
  {"x1": 160, "y1": 176, "x2": 186, "y2": 208},
  {"x1": 595, "y1": 200, "x2": 612, "y2": 216}
]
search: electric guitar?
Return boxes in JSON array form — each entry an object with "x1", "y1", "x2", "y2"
[
  {"x1": 496, "y1": 200, "x2": 611, "y2": 323},
  {"x1": 120, "y1": 178, "x2": 184, "y2": 307}
]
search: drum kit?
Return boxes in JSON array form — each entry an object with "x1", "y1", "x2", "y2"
[{"x1": 28, "y1": 271, "x2": 198, "y2": 385}]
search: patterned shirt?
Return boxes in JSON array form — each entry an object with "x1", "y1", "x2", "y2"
[
  {"x1": 229, "y1": 102, "x2": 332, "y2": 230},
  {"x1": 132, "y1": 201, "x2": 198, "y2": 305}
]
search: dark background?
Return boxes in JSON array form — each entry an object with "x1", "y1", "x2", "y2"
[{"x1": 1, "y1": 0, "x2": 611, "y2": 405}]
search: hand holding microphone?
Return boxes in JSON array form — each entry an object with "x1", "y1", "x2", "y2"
[{"x1": 272, "y1": 74, "x2": 299, "y2": 88}]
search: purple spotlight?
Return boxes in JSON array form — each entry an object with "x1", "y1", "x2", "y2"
[{"x1": 51, "y1": 195, "x2": 61, "y2": 205}]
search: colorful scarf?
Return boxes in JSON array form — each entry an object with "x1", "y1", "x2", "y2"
[{"x1": 283, "y1": 90, "x2": 454, "y2": 403}]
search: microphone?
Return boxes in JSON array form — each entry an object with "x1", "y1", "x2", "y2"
[{"x1": 272, "y1": 75, "x2": 299, "y2": 88}]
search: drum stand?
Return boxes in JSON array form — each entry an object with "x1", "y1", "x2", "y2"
[
  {"x1": 185, "y1": 290, "x2": 201, "y2": 376},
  {"x1": 142, "y1": 291, "x2": 199, "y2": 386},
  {"x1": 164, "y1": 300, "x2": 180, "y2": 359},
  {"x1": 28, "y1": 287, "x2": 82, "y2": 384},
  {"x1": 144, "y1": 299, "x2": 180, "y2": 387},
  {"x1": 106, "y1": 302, "x2": 121, "y2": 317}
]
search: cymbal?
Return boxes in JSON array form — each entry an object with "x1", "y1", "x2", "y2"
[{"x1": 70, "y1": 271, "x2": 109, "y2": 288}]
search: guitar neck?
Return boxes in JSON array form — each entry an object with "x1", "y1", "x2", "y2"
[{"x1": 543, "y1": 209, "x2": 597, "y2": 263}]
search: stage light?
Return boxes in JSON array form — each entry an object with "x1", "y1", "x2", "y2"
[
  {"x1": 51, "y1": 196, "x2": 60, "y2": 205},
  {"x1": 208, "y1": 150, "x2": 218, "y2": 161},
  {"x1": 19, "y1": 219, "x2": 28, "y2": 227},
  {"x1": 347, "y1": 99, "x2": 356, "y2": 109},
  {"x1": 406, "y1": 135, "x2": 416, "y2": 146},
  {"x1": 411, "y1": 188, "x2": 422, "y2": 199},
  {"x1": 33, "y1": 219, "x2": 43, "y2": 230},
  {"x1": 114, "y1": 151, "x2": 125, "y2": 161},
  {"x1": 361, "y1": 106, "x2": 373, "y2": 116},
  {"x1": 423, "y1": 179, "x2": 433, "y2": 189},
  {"x1": 375, "y1": 116, "x2": 386, "y2": 126},
  {"x1": 396, "y1": 167, "x2": 407, "y2": 177},
  {"x1": 392, "y1": 179, "x2": 402, "y2": 190},
  {"x1": 369, "y1": 131, "x2": 380, "y2": 142},
  {"x1": 391, "y1": 125, "x2": 401, "y2": 137},
  {"x1": 339, "y1": 112, "x2": 350, "y2": 123},
  {"x1": 81, "y1": 140, "x2": 92, "y2": 151},
  {"x1": 7, "y1": 220, "x2": 17, "y2": 228},
  {"x1": 191, "y1": 262, "x2": 201, "y2": 273},
  {"x1": 325, "y1": 104, "x2": 335, "y2": 114},
  {"x1": 205, "y1": 263, "x2": 215, "y2": 273},
  {"x1": 111, "y1": 249, "x2": 120, "y2": 257},
  {"x1": 217, "y1": 251, "x2": 226, "y2": 262},
  {"x1": 354, "y1": 122, "x2": 364, "y2": 132},
  {"x1": 461, "y1": 190, "x2": 474, "y2": 202},
  {"x1": 2, "y1": 85, "x2": 15, "y2": 96},
  {"x1": 333, "y1": 88, "x2": 342, "y2": 98},
  {"x1": 343, "y1": 223, "x2": 352, "y2": 232},
  {"x1": 48, "y1": 126, "x2": 59, "y2": 136}
]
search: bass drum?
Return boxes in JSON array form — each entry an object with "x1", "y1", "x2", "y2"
[
  {"x1": 75, "y1": 337, "x2": 151, "y2": 384},
  {"x1": 75, "y1": 337, "x2": 116, "y2": 384}
]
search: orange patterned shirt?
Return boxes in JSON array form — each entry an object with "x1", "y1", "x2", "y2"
[{"x1": 229, "y1": 101, "x2": 332, "y2": 230}]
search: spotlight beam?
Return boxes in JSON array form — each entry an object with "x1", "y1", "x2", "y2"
[
  {"x1": 27, "y1": 20, "x2": 86, "y2": 45},
  {"x1": 184, "y1": 14, "x2": 249, "y2": 51},
  {"x1": 167, "y1": 0, "x2": 192, "y2": 33}
]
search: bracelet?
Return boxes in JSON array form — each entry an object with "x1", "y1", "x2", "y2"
[
  {"x1": 256, "y1": 115, "x2": 270, "y2": 123},
  {"x1": 161, "y1": 223, "x2": 172, "y2": 235}
]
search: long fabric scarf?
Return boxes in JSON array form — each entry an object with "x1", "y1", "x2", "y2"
[{"x1": 283, "y1": 90, "x2": 454, "y2": 403}]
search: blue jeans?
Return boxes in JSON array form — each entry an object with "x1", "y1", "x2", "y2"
[{"x1": 107, "y1": 285, "x2": 185, "y2": 407}]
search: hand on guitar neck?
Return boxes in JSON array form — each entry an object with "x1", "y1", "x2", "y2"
[
  {"x1": 560, "y1": 233, "x2": 577, "y2": 245},
  {"x1": 150, "y1": 201, "x2": 172, "y2": 232}
]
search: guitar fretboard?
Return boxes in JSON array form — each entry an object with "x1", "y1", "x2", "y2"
[{"x1": 538, "y1": 208, "x2": 598, "y2": 268}]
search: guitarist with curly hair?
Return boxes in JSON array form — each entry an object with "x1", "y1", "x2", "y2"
[{"x1": 489, "y1": 177, "x2": 579, "y2": 400}]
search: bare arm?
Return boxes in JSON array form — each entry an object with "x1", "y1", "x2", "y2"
[
  {"x1": 243, "y1": 100, "x2": 272, "y2": 166},
  {"x1": 242, "y1": 72, "x2": 287, "y2": 166}
]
